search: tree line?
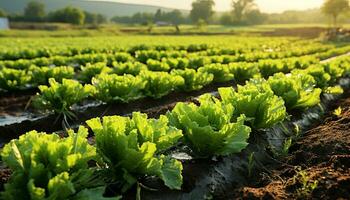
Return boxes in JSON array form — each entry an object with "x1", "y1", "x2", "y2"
[
  {"x1": 0, "y1": 0, "x2": 349, "y2": 27},
  {"x1": 2, "y1": 1, "x2": 107, "y2": 25}
]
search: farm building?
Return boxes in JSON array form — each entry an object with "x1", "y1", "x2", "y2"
[{"x1": 0, "y1": 17, "x2": 9, "y2": 29}]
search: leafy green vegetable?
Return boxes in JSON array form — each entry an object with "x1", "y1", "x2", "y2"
[
  {"x1": 0, "y1": 68, "x2": 31, "y2": 90},
  {"x1": 188, "y1": 57, "x2": 211, "y2": 69},
  {"x1": 92, "y1": 74, "x2": 146, "y2": 103},
  {"x1": 268, "y1": 73, "x2": 322, "y2": 110},
  {"x1": 140, "y1": 71, "x2": 184, "y2": 99},
  {"x1": 198, "y1": 63, "x2": 234, "y2": 83},
  {"x1": 86, "y1": 112, "x2": 183, "y2": 191},
  {"x1": 227, "y1": 62, "x2": 260, "y2": 84},
  {"x1": 167, "y1": 94, "x2": 251, "y2": 157},
  {"x1": 47, "y1": 66, "x2": 75, "y2": 82},
  {"x1": 33, "y1": 78, "x2": 94, "y2": 115},
  {"x1": 293, "y1": 66, "x2": 331, "y2": 89},
  {"x1": 146, "y1": 59, "x2": 170, "y2": 72},
  {"x1": 258, "y1": 59, "x2": 289, "y2": 78},
  {"x1": 112, "y1": 61, "x2": 147, "y2": 76},
  {"x1": 324, "y1": 85, "x2": 344, "y2": 94},
  {"x1": 322, "y1": 62, "x2": 344, "y2": 85},
  {"x1": 79, "y1": 62, "x2": 112, "y2": 83},
  {"x1": 28, "y1": 65, "x2": 51, "y2": 85},
  {"x1": 219, "y1": 82, "x2": 287, "y2": 129},
  {"x1": 1, "y1": 126, "x2": 106, "y2": 200},
  {"x1": 171, "y1": 69, "x2": 214, "y2": 91}
]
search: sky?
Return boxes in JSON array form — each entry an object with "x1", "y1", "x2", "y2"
[{"x1": 103, "y1": 0, "x2": 325, "y2": 13}]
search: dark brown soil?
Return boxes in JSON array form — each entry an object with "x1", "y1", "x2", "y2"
[
  {"x1": 0, "y1": 165, "x2": 11, "y2": 191},
  {"x1": 0, "y1": 94, "x2": 32, "y2": 116},
  {"x1": 232, "y1": 96, "x2": 350, "y2": 200}
]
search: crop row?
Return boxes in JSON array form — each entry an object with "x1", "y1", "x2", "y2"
[
  {"x1": 2, "y1": 55, "x2": 349, "y2": 200},
  {"x1": 0, "y1": 43, "x2": 339, "y2": 70},
  {"x1": 0, "y1": 53, "x2": 321, "y2": 92},
  {"x1": 0, "y1": 38, "x2": 328, "y2": 61},
  {"x1": 30, "y1": 56, "x2": 321, "y2": 114}
]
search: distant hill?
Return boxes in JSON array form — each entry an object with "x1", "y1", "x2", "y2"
[{"x1": 0, "y1": 0, "x2": 187, "y2": 18}]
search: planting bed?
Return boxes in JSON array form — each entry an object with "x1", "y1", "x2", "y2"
[
  {"x1": 231, "y1": 93, "x2": 350, "y2": 200},
  {"x1": 0, "y1": 36, "x2": 350, "y2": 200}
]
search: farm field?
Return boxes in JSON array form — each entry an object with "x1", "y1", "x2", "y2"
[
  {"x1": 2, "y1": 23, "x2": 350, "y2": 38},
  {"x1": 0, "y1": 35, "x2": 350, "y2": 200}
]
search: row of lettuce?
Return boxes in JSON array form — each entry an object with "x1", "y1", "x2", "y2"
[
  {"x1": 1, "y1": 45, "x2": 349, "y2": 92},
  {"x1": 0, "y1": 39, "x2": 327, "y2": 61},
  {"x1": 0, "y1": 55, "x2": 318, "y2": 92},
  {"x1": 0, "y1": 43, "x2": 339, "y2": 70},
  {"x1": 32, "y1": 55, "x2": 348, "y2": 115},
  {"x1": 2, "y1": 56, "x2": 349, "y2": 200}
]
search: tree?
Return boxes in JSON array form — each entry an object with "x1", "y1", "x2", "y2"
[
  {"x1": 231, "y1": 0, "x2": 256, "y2": 24},
  {"x1": 154, "y1": 9, "x2": 162, "y2": 22},
  {"x1": 322, "y1": 0, "x2": 350, "y2": 27},
  {"x1": 244, "y1": 9, "x2": 266, "y2": 25},
  {"x1": 24, "y1": 1, "x2": 45, "y2": 21},
  {"x1": 0, "y1": 8, "x2": 6, "y2": 17},
  {"x1": 190, "y1": 0, "x2": 215, "y2": 23},
  {"x1": 84, "y1": 11, "x2": 106, "y2": 25},
  {"x1": 48, "y1": 6, "x2": 85, "y2": 25},
  {"x1": 220, "y1": 13, "x2": 233, "y2": 25},
  {"x1": 96, "y1": 14, "x2": 107, "y2": 24},
  {"x1": 164, "y1": 10, "x2": 184, "y2": 25}
]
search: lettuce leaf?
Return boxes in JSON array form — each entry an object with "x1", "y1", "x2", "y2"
[
  {"x1": 140, "y1": 71, "x2": 184, "y2": 99},
  {"x1": 92, "y1": 74, "x2": 146, "y2": 103},
  {"x1": 86, "y1": 113, "x2": 183, "y2": 191},
  {"x1": 1, "y1": 126, "x2": 101, "y2": 200},
  {"x1": 167, "y1": 94, "x2": 251, "y2": 157},
  {"x1": 171, "y1": 68, "x2": 214, "y2": 92},
  {"x1": 198, "y1": 63, "x2": 234, "y2": 83},
  {"x1": 33, "y1": 78, "x2": 94, "y2": 114},
  {"x1": 219, "y1": 82, "x2": 286, "y2": 129},
  {"x1": 268, "y1": 73, "x2": 322, "y2": 110}
]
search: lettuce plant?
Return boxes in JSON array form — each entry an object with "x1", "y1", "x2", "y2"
[
  {"x1": 322, "y1": 62, "x2": 345, "y2": 85},
  {"x1": 29, "y1": 66, "x2": 75, "y2": 86},
  {"x1": 171, "y1": 69, "x2": 214, "y2": 92},
  {"x1": 146, "y1": 59, "x2": 171, "y2": 71},
  {"x1": 92, "y1": 74, "x2": 146, "y2": 103},
  {"x1": 140, "y1": 71, "x2": 184, "y2": 99},
  {"x1": 258, "y1": 59, "x2": 289, "y2": 78},
  {"x1": 198, "y1": 63, "x2": 234, "y2": 83},
  {"x1": 268, "y1": 73, "x2": 322, "y2": 110},
  {"x1": 135, "y1": 50, "x2": 160, "y2": 63},
  {"x1": 112, "y1": 61, "x2": 147, "y2": 76},
  {"x1": 86, "y1": 112, "x2": 183, "y2": 192},
  {"x1": 227, "y1": 62, "x2": 260, "y2": 84},
  {"x1": 47, "y1": 66, "x2": 75, "y2": 83},
  {"x1": 1, "y1": 127, "x2": 109, "y2": 200},
  {"x1": 79, "y1": 62, "x2": 112, "y2": 83},
  {"x1": 219, "y1": 82, "x2": 287, "y2": 129},
  {"x1": 293, "y1": 66, "x2": 331, "y2": 89},
  {"x1": 33, "y1": 78, "x2": 94, "y2": 116},
  {"x1": 28, "y1": 65, "x2": 51, "y2": 85},
  {"x1": 167, "y1": 94, "x2": 251, "y2": 157},
  {"x1": 0, "y1": 68, "x2": 31, "y2": 90},
  {"x1": 188, "y1": 56, "x2": 211, "y2": 69}
]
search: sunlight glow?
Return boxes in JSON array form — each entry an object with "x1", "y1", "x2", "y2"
[{"x1": 96, "y1": 0, "x2": 325, "y2": 13}]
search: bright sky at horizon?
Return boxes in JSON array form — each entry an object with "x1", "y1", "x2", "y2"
[{"x1": 100, "y1": 0, "x2": 324, "y2": 13}]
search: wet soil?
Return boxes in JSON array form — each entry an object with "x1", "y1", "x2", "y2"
[{"x1": 231, "y1": 96, "x2": 350, "y2": 200}]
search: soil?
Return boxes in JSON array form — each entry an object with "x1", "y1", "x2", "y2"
[
  {"x1": 231, "y1": 96, "x2": 350, "y2": 200},
  {"x1": 0, "y1": 81, "x2": 230, "y2": 144}
]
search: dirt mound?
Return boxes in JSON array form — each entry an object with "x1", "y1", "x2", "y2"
[{"x1": 234, "y1": 96, "x2": 350, "y2": 200}]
